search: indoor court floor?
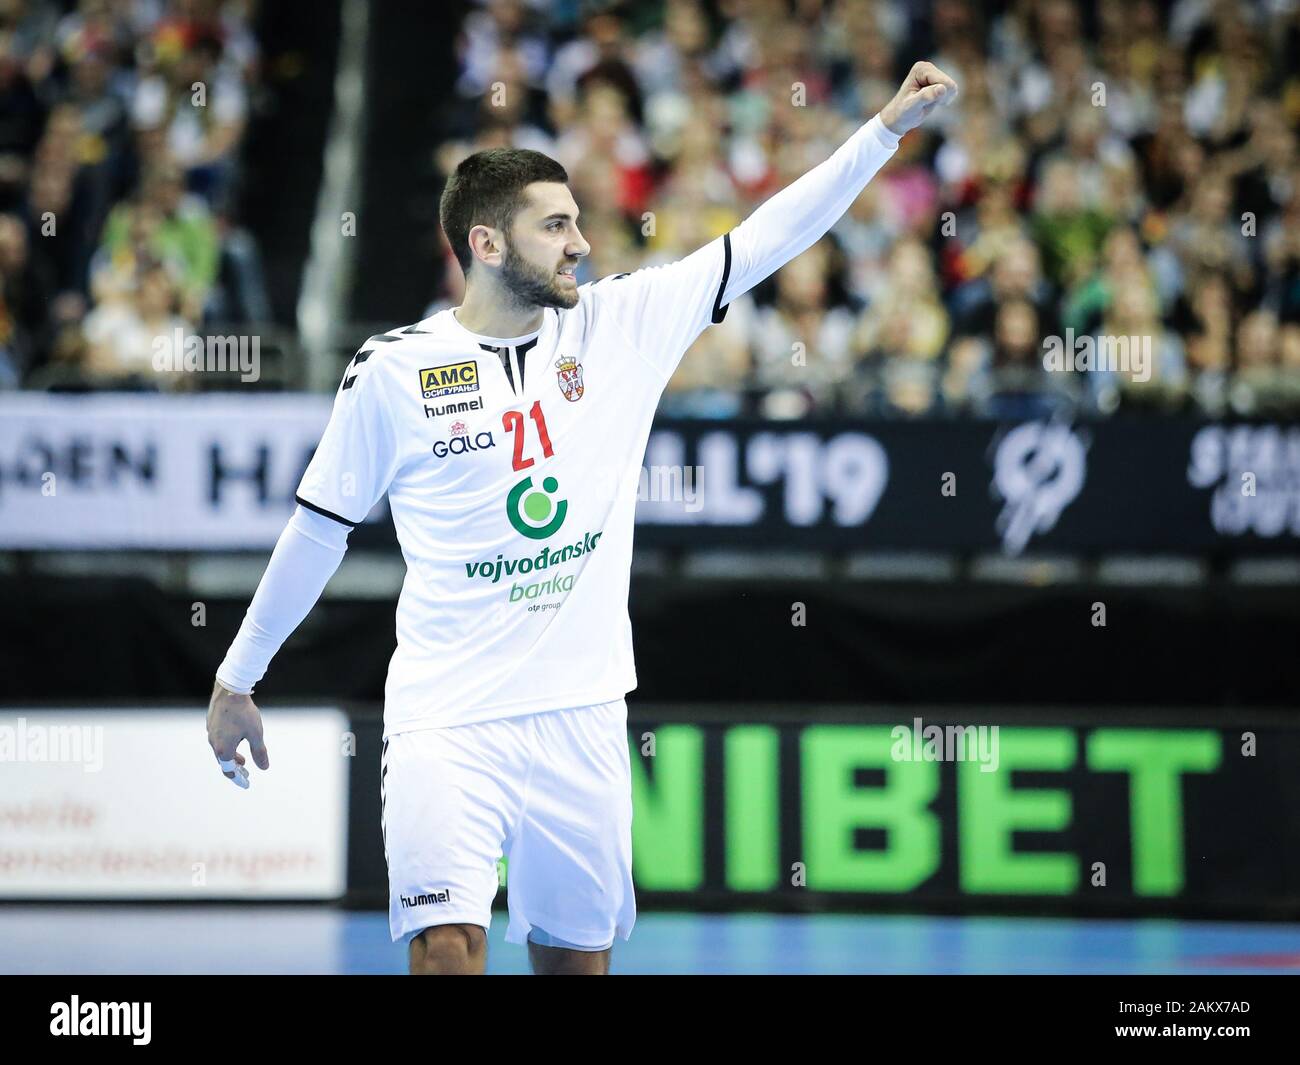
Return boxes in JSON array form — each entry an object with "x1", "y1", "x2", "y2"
[{"x1": 2, "y1": 907, "x2": 1298, "y2": 975}]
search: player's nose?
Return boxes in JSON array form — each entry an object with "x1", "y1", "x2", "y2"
[{"x1": 568, "y1": 228, "x2": 591, "y2": 259}]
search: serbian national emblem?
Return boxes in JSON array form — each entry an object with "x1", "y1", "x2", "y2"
[{"x1": 555, "y1": 354, "x2": 584, "y2": 402}]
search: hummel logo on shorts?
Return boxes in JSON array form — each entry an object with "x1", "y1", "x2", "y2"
[{"x1": 401, "y1": 889, "x2": 453, "y2": 907}]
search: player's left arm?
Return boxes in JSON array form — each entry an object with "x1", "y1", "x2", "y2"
[
  {"x1": 592, "y1": 62, "x2": 957, "y2": 380},
  {"x1": 721, "y1": 61, "x2": 958, "y2": 304}
]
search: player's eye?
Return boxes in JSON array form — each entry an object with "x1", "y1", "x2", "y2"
[{"x1": 547, "y1": 221, "x2": 564, "y2": 231}]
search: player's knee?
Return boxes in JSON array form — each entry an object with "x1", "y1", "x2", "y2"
[
  {"x1": 409, "y1": 923, "x2": 487, "y2": 974},
  {"x1": 528, "y1": 939, "x2": 611, "y2": 975}
]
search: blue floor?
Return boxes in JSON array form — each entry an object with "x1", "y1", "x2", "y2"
[{"x1": 2, "y1": 907, "x2": 1299, "y2": 974}]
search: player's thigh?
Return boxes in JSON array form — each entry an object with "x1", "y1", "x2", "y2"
[{"x1": 383, "y1": 726, "x2": 522, "y2": 945}]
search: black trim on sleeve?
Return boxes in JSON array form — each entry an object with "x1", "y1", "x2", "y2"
[
  {"x1": 710, "y1": 232, "x2": 733, "y2": 324},
  {"x1": 294, "y1": 494, "x2": 358, "y2": 528},
  {"x1": 347, "y1": 333, "x2": 399, "y2": 375}
]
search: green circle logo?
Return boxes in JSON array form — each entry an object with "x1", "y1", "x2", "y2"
[{"x1": 507, "y1": 475, "x2": 568, "y2": 539}]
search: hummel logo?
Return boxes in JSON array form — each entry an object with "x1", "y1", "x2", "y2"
[{"x1": 401, "y1": 889, "x2": 453, "y2": 908}]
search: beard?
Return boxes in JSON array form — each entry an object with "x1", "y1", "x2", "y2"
[{"x1": 499, "y1": 244, "x2": 580, "y2": 310}]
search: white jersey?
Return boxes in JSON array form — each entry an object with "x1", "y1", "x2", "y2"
[
  {"x1": 217, "y1": 113, "x2": 900, "y2": 731},
  {"x1": 297, "y1": 238, "x2": 733, "y2": 733}
]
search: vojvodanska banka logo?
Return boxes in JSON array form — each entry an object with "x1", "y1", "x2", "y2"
[
  {"x1": 465, "y1": 531, "x2": 604, "y2": 583},
  {"x1": 507, "y1": 474, "x2": 568, "y2": 539}
]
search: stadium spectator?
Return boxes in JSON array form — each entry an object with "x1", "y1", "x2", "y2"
[
  {"x1": 7, "y1": 0, "x2": 1300, "y2": 416},
  {"x1": 95, "y1": 161, "x2": 219, "y2": 319},
  {"x1": 1, "y1": 0, "x2": 263, "y2": 389},
  {"x1": 749, "y1": 238, "x2": 862, "y2": 418},
  {"x1": 81, "y1": 259, "x2": 192, "y2": 387}
]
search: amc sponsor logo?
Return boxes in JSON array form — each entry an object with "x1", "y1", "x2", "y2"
[{"x1": 419, "y1": 360, "x2": 479, "y2": 399}]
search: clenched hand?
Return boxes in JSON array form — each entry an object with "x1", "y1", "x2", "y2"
[{"x1": 879, "y1": 62, "x2": 959, "y2": 137}]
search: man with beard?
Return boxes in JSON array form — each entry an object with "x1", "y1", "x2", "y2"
[{"x1": 207, "y1": 61, "x2": 957, "y2": 975}]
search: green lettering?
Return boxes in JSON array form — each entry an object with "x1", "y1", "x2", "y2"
[
  {"x1": 960, "y1": 728, "x2": 1076, "y2": 894},
  {"x1": 1086, "y1": 729, "x2": 1220, "y2": 896},
  {"x1": 630, "y1": 726, "x2": 703, "y2": 889},
  {"x1": 802, "y1": 726, "x2": 939, "y2": 891},
  {"x1": 724, "y1": 726, "x2": 780, "y2": 891}
]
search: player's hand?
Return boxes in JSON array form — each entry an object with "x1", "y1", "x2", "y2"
[
  {"x1": 879, "y1": 61, "x2": 958, "y2": 137},
  {"x1": 206, "y1": 678, "x2": 270, "y2": 789}
]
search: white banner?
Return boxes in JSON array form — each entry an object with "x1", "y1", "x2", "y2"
[
  {"x1": 0, "y1": 709, "x2": 349, "y2": 898},
  {"x1": 0, "y1": 393, "x2": 380, "y2": 549}
]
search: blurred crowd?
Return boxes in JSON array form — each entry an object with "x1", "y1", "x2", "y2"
[
  {"x1": 0, "y1": 0, "x2": 267, "y2": 390},
  {"x1": 433, "y1": 0, "x2": 1300, "y2": 419}
]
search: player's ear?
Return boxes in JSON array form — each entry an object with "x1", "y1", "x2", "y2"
[{"x1": 467, "y1": 223, "x2": 503, "y2": 268}]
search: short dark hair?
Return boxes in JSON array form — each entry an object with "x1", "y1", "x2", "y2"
[{"x1": 439, "y1": 148, "x2": 569, "y2": 274}]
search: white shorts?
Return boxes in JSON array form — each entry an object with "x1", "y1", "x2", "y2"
[{"x1": 381, "y1": 698, "x2": 636, "y2": 950}]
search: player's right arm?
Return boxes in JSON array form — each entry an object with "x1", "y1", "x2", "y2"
[
  {"x1": 207, "y1": 504, "x2": 352, "y2": 787},
  {"x1": 207, "y1": 346, "x2": 401, "y2": 789}
]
